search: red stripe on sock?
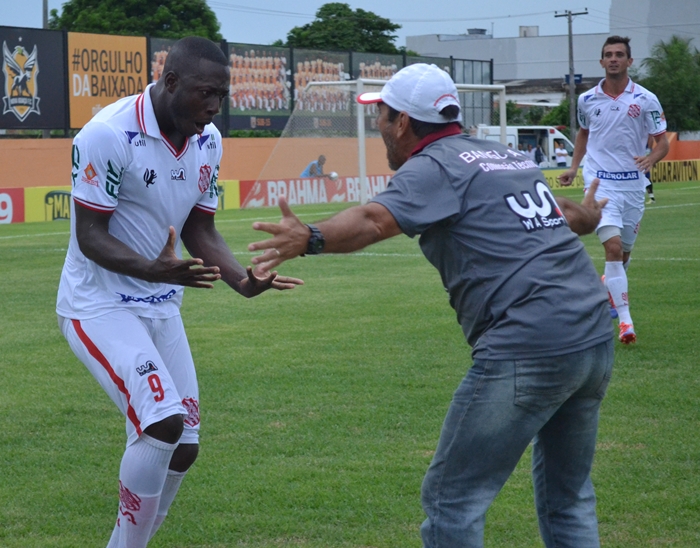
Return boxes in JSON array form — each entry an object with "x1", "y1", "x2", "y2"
[{"x1": 72, "y1": 319, "x2": 142, "y2": 436}]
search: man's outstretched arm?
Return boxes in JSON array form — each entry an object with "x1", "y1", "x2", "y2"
[{"x1": 248, "y1": 198, "x2": 402, "y2": 272}]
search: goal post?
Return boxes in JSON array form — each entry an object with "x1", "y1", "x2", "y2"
[{"x1": 242, "y1": 78, "x2": 506, "y2": 208}]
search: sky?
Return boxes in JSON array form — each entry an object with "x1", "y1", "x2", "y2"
[{"x1": 3, "y1": 0, "x2": 612, "y2": 47}]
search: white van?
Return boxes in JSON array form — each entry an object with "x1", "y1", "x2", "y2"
[{"x1": 473, "y1": 125, "x2": 576, "y2": 168}]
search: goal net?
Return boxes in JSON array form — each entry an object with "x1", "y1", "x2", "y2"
[{"x1": 240, "y1": 79, "x2": 506, "y2": 208}]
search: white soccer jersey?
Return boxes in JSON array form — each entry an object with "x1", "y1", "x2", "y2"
[
  {"x1": 578, "y1": 78, "x2": 666, "y2": 191},
  {"x1": 57, "y1": 84, "x2": 223, "y2": 320}
]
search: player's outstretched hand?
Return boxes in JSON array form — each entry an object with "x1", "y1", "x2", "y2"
[
  {"x1": 555, "y1": 178, "x2": 608, "y2": 236},
  {"x1": 238, "y1": 266, "x2": 304, "y2": 297},
  {"x1": 581, "y1": 178, "x2": 608, "y2": 214},
  {"x1": 149, "y1": 226, "x2": 222, "y2": 288},
  {"x1": 248, "y1": 197, "x2": 309, "y2": 273}
]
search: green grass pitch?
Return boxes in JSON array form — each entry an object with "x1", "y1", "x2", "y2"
[{"x1": 1, "y1": 181, "x2": 699, "y2": 547}]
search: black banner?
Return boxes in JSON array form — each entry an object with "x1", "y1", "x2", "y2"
[{"x1": 0, "y1": 26, "x2": 66, "y2": 129}]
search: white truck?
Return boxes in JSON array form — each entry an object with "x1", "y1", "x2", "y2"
[{"x1": 473, "y1": 125, "x2": 576, "y2": 168}]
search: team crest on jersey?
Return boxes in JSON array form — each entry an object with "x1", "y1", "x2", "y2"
[
  {"x1": 198, "y1": 164, "x2": 212, "y2": 192},
  {"x1": 182, "y1": 397, "x2": 200, "y2": 427},
  {"x1": 504, "y1": 181, "x2": 566, "y2": 233},
  {"x1": 171, "y1": 167, "x2": 186, "y2": 180},
  {"x1": 2, "y1": 41, "x2": 40, "y2": 122},
  {"x1": 82, "y1": 163, "x2": 98, "y2": 186},
  {"x1": 628, "y1": 104, "x2": 641, "y2": 118},
  {"x1": 136, "y1": 360, "x2": 158, "y2": 376}
]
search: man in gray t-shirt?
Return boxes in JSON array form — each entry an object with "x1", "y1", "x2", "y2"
[{"x1": 248, "y1": 64, "x2": 614, "y2": 548}]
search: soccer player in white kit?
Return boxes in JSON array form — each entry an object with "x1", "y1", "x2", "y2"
[
  {"x1": 559, "y1": 35, "x2": 669, "y2": 344},
  {"x1": 56, "y1": 37, "x2": 302, "y2": 548}
]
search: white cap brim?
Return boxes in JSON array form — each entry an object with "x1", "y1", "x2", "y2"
[{"x1": 357, "y1": 92, "x2": 382, "y2": 104}]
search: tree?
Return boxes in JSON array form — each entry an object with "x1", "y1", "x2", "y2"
[
  {"x1": 275, "y1": 3, "x2": 401, "y2": 54},
  {"x1": 541, "y1": 98, "x2": 570, "y2": 128},
  {"x1": 638, "y1": 36, "x2": 700, "y2": 131},
  {"x1": 48, "y1": 0, "x2": 222, "y2": 41}
]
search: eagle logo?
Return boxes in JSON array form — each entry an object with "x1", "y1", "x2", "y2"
[{"x1": 2, "y1": 41, "x2": 40, "y2": 122}]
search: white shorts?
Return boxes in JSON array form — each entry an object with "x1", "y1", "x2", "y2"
[
  {"x1": 592, "y1": 186, "x2": 645, "y2": 251},
  {"x1": 59, "y1": 310, "x2": 200, "y2": 447}
]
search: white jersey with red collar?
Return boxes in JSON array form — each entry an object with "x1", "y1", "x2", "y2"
[
  {"x1": 578, "y1": 78, "x2": 666, "y2": 191},
  {"x1": 57, "y1": 84, "x2": 222, "y2": 320}
]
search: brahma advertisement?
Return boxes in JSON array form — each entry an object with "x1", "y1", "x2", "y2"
[{"x1": 240, "y1": 174, "x2": 393, "y2": 208}]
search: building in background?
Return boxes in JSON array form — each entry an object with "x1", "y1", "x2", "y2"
[{"x1": 406, "y1": 0, "x2": 700, "y2": 106}]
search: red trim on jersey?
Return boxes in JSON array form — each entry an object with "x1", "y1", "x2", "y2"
[
  {"x1": 135, "y1": 92, "x2": 146, "y2": 134},
  {"x1": 160, "y1": 132, "x2": 189, "y2": 160},
  {"x1": 73, "y1": 197, "x2": 115, "y2": 214},
  {"x1": 72, "y1": 319, "x2": 142, "y2": 436},
  {"x1": 193, "y1": 204, "x2": 216, "y2": 215}
]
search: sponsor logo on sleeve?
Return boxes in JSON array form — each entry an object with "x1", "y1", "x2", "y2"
[
  {"x1": 105, "y1": 160, "x2": 124, "y2": 198},
  {"x1": 82, "y1": 162, "x2": 99, "y2": 186}
]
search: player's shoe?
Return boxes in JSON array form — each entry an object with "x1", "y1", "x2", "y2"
[
  {"x1": 646, "y1": 197, "x2": 655, "y2": 204},
  {"x1": 618, "y1": 322, "x2": 636, "y2": 344},
  {"x1": 601, "y1": 275, "x2": 618, "y2": 319}
]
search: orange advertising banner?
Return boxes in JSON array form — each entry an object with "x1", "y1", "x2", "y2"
[{"x1": 67, "y1": 32, "x2": 147, "y2": 128}]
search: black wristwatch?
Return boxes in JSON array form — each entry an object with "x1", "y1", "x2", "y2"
[{"x1": 305, "y1": 224, "x2": 325, "y2": 255}]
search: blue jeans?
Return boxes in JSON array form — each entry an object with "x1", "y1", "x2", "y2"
[{"x1": 420, "y1": 339, "x2": 614, "y2": 548}]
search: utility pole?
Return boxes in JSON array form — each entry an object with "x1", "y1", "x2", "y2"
[
  {"x1": 42, "y1": 0, "x2": 50, "y2": 139},
  {"x1": 555, "y1": 9, "x2": 588, "y2": 145}
]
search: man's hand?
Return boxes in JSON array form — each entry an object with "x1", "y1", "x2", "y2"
[
  {"x1": 238, "y1": 266, "x2": 304, "y2": 297},
  {"x1": 633, "y1": 155, "x2": 653, "y2": 173},
  {"x1": 248, "y1": 197, "x2": 309, "y2": 273},
  {"x1": 148, "y1": 226, "x2": 222, "y2": 288},
  {"x1": 556, "y1": 178, "x2": 608, "y2": 236},
  {"x1": 558, "y1": 168, "x2": 578, "y2": 187}
]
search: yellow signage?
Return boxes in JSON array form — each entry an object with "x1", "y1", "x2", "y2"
[
  {"x1": 68, "y1": 32, "x2": 147, "y2": 128},
  {"x1": 25, "y1": 186, "x2": 72, "y2": 223}
]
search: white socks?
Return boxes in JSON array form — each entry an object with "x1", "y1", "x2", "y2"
[
  {"x1": 106, "y1": 434, "x2": 177, "y2": 548},
  {"x1": 604, "y1": 261, "x2": 633, "y2": 325},
  {"x1": 148, "y1": 470, "x2": 187, "y2": 540}
]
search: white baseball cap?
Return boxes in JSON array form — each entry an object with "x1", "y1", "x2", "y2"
[{"x1": 357, "y1": 63, "x2": 461, "y2": 124}]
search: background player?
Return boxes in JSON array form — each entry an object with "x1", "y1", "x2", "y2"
[
  {"x1": 300, "y1": 154, "x2": 337, "y2": 180},
  {"x1": 247, "y1": 63, "x2": 613, "y2": 548},
  {"x1": 559, "y1": 35, "x2": 668, "y2": 344},
  {"x1": 56, "y1": 37, "x2": 302, "y2": 547}
]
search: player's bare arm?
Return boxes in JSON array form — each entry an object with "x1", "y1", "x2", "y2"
[
  {"x1": 75, "y1": 204, "x2": 221, "y2": 288},
  {"x1": 248, "y1": 197, "x2": 402, "y2": 272},
  {"x1": 555, "y1": 178, "x2": 608, "y2": 235},
  {"x1": 634, "y1": 132, "x2": 670, "y2": 172},
  {"x1": 180, "y1": 207, "x2": 303, "y2": 297},
  {"x1": 558, "y1": 128, "x2": 590, "y2": 186}
]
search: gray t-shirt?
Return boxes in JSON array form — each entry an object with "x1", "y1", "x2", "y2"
[{"x1": 372, "y1": 133, "x2": 612, "y2": 360}]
